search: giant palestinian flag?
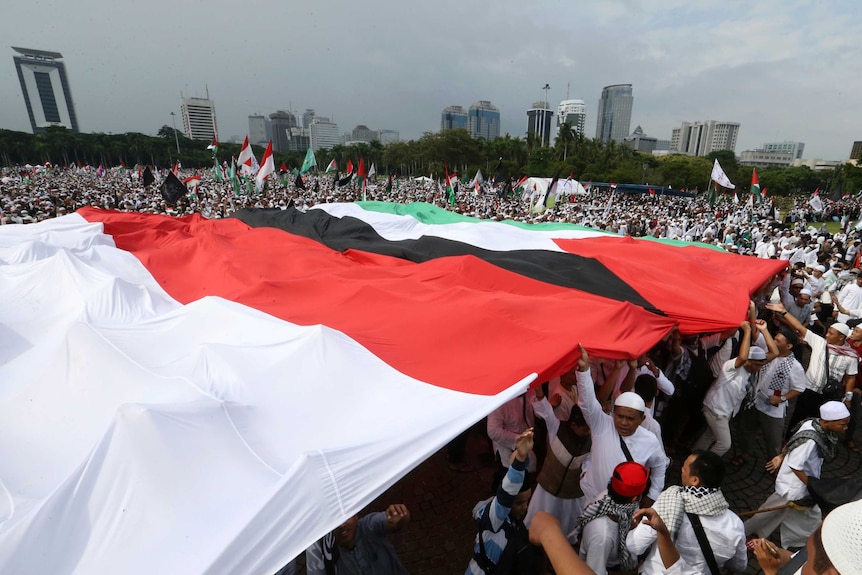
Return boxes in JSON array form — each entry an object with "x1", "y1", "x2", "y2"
[{"x1": 0, "y1": 202, "x2": 785, "y2": 573}]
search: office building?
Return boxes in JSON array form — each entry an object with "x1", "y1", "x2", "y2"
[
  {"x1": 739, "y1": 141, "x2": 805, "y2": 168},
  {"x1": 850, "y1": 142, "x2": 862, "y2": 161},
  {"x1": 180, "y1": 96, "x2": 218, "y2": 141},
  {"x1": 302, "y1": 109, "x2": 316, "y2": 129},
  {"x1": 670, "y1": 121, "x2": 740, "y2": 156},
  {"x1": 623, "y1": 126, "x2": 658, "y2": 153},
  {"x1": 12, "y1": 46, "x2": 80, "y2": 133},
  {"x1": 249, "y1": 114, "x2": 269, "y2": 146},
  {"x1": 269, "y1": 111, "x2": 299, "y2": 152},
  {"x1": 526, "y1": 101, "x2": 553, "y2": 146},
  {"x1": 351, "y1": 125, "x2": 377, "y2": 143},
  {"x1": 468, "y1": 101, "x2": 500, "y2": 140},
  {"x1": 310, "y1": 117, "x2": 340, "y2": 151},
  {"x1": 595, "y1": 84, "x2": 633, "y2": 144},
  {"x1": 441, "y1": 105, "x2": 469, "y2": 131},
  {"x1": 557, "y1": 99, "x2": 586, "y2": 137},
  {"x1": 378, "y1": 129, "x2": 400, "y2": 145}
]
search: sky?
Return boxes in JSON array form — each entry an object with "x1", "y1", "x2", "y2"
[{"x1": 1, "y1": 0, "x2": 860, "y2": 160}]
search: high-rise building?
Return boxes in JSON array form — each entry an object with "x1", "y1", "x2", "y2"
[
  {"x1": 180, "y1": 97, "x2": 218, "y2": 141},
  {"x1": 526, "y1": 101, "x2": 553, "y2": 146},
  {"x1": 249, "y1": 114, "x2": 269, "y2": 146},
  {"x1": 557, "y1": 99, "x2": 586, "y2": 138},
  {"x1": 441, "y1": 106, "x2": 468, "y2": 131},
  {"x1": 468, "y1": 101, "x2": 500, "y2": 140},
  {"x1": 310, "y1": 117, "x2": 340, "y2": 151},
  {"x1": 269, "y1": 111, "x2": 298, "y2": 152},
  {"x1": 763, "y1": 141, "x2": 805, "y2": 160},
  {"x1": 378, "y1": 130, "x2": 400, "y2": 145},
  {"x1": 12, "y1": 46, "x2": 80, "y2": 134},
  {"x1": 302, "y1": 109, "x2": 316, "y2": 129},
  {"x1": 852, "y1": 141, "x2": 862, "y2": 161},
  {"x1": 670, "y1": 121, "x2": 740, "y2": 156},
  {"x1": 351, "y1": 125, "x2": 377, "y2": 143},
  {"x1": 595, "y1": 84, "x2": 633, "y2": 144}
]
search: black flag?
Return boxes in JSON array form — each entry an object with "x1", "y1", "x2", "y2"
[
  {"x1": 337, "y1": 173, "x2": 353, "y2": 187},
  {"x1": 142, "y1": 167, "x2": 155, "y2": 188},
  {"x1": 294, "y1": 174, "x2": 306, "y2": 191},
  {"x1": 160, "y1": 171, "x2": 188, "y2": 205}
]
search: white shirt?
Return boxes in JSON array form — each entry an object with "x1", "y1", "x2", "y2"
[
  {"x1": 576, "y1": 370, "x2": 668, "y2": 503},
  {"x1": 627, "y1": 507, "x2": 748, "y2": 575},
  {"x1": 775, "y1": 420, "x2": 822, "y2": 500},
  {"x1": 837, "y1": 281, "x2": 862, "y2": 321},
  {"x1": 703, "y1": 359, "x2": 751, "y2": 418},
  {"x1": 755, "y1": 355, "x2": 807, "y2": 418},
  {"x1": 802, "y1": 330, "x2": 857, "y2": 393},
  {"x1": 579, "y1": 514, "x2": 619, "y2": 575}
]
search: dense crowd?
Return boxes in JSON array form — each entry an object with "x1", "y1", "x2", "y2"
[{"x1": 4, "y1": 164, "x2": 862, "y2": 574}]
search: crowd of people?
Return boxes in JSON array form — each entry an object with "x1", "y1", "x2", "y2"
[{"x1": 4, "y1": 164, "x2": 862, "y2": 574}]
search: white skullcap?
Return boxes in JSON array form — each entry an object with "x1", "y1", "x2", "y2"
[
  {"x1": 748, "y1": 347, "x2": 767, "y2": 361},
  {"x1": 799, "y1": 288, "x2": 813, "y2": 296},
  {"x1": 822, "y1": 499, "x2": 862, "y2": 574},
  {"x1": 614, "y1": 391, "x2": 645, "y2": 412},
  {"x1": 832, "y1": 323, "x2": 851, "y2": 337},
  {"x1": 791, "y1": 278, "x2": 805, "y2": 285},
  {"x1": 815, "y1": 265, "x2": 826, "y2": 272},
  {"x1": 820, "y1": 400, "x2": 851, "y2": 421}
]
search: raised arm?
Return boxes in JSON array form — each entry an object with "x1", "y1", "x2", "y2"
[{"x1": 766, "y1": 301, "x2": 808, "y2": 338}]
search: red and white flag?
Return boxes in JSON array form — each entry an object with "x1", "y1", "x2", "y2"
[
  {"x1": 237, "y1": 136, "x2": 257, "y2": 176},
  {"x1": 255, "y1": 141, "x2": 275, "y2": 191}
]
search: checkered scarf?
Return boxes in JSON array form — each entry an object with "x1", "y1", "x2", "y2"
[
  {"x1": 650, "y1": 485, "x2": 729, "y2": 540},
  {"x1": 786, "y1": 417, "x2": 839, "y2": 462},
  {"x1": 571, "y1": 495, "x2": 639, "y2": 571},
  {"x1": 766, "y1": 356, "x2": 795, "y2": 392}
]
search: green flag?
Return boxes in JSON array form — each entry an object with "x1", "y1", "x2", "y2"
[
  {"x1": 229, "y1": 157, "x2": 241, "y2": 197},
  {"x1": 300, "y1": 148, "x2": 317, "y2": 174}
]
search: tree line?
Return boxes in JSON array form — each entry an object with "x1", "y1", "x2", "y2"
[{"x1": 1, "y1": 125, "x2": 860, "y2": 198}]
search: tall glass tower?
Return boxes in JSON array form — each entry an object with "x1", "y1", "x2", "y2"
[
  {"x1": 595, "y1": 84, "x2": 633, "y2": 144},
  {"x1": 468, "y1": 101, "x2": 500, "y2": 140}
]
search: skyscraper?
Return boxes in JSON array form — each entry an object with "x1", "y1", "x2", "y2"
[
  {"x1": 310, "y1": 117, "x2": 339, "y2": 151},
  {"x1": 12, "y1": 46, "x2": 80, "y2": 133},
  {"x1": 670, "y1": 121, "x2": 740, "y2": 156},
  {"x1": 269, "y1": 111, "x2": 298, "y2": 152},
  {"x1": 249, "y1": 114, "x2": 269, "y2": 146},
  {"x1": 468, "y1": 101, "x2": 500, "y2": 140},
  {"x1": 441, "y1": 106, "x2": 468, "y2": 131},
  {"x1": 180, "y1": 97, "x2": 218, "y2": 141},
  {"x1": 595, "y1": 84, "x2": 633, "y2": 144},
  {"x1": 526, "y1": 101, "x2": 553, "y2": 146},
  {"x1": 557, "y1": 99, "x2": 586, "y2": 138},
  {"x1": 302, "y1": 109, "x2": 316, "y2": 129}
]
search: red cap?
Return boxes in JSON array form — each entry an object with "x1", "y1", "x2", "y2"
[{"x1": 611, "y1": 461, "x2": 650, "y2": 498}]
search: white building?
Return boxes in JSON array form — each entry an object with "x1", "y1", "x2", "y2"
[
  {"x1": 181, "y1": 97, "x2": 218, "y2": 141},
  {"x1": 557, "y1": 99, "x2": 586, "y2": 137},
  {"x1": 310, "y1": 117, "x2": 340, "y2": 151},
  {"x1": 670, "y1": 121, "x2": 739, "y2": 156}
]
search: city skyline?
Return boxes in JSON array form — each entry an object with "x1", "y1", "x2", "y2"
[{"x1": 1, "y1": 1, "x2": 861, "y2": 160}]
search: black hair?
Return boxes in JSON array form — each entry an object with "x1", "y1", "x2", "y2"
[
  {"x1": 781, "y1": 329, "x2": 798, "y2": 348},
  {"x1": 518, "y1": 472, "x2": 536, "y2": 494},
  {"x1": 568, "y1": 405, "x2": 587, "y2": 427},
  {"x1": 634, "y1": 374, "x2": 658, "y2": 404},
  {"x1": 688, "y1": 450, "x2": 725, "y2": 488},
  {"x1": 811, "y1": 525, "x2": 834, "y2": 574}
]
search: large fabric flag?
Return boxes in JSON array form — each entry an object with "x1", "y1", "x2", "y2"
[
  {"x1": 346, "y1": 159, "x2": 354, "y2": 175},
  {"x1": 809, "y1": 188, "x2": 824, "y2": 212},
  {"x1": 750, "y1": 168, "x2": 761, "y2": 204},
  {"x1": 255, "y1": 142, "x2": 275, "y2": 192},
  {"x1": 207, "y1": 137, "x2": 219, "y2": 157},
  {"x1": 0, "y1": 202, "x2": 785, "y2": 573},
  {"x1": 710, "y1": 159, "x2": 735, "y2": 189},
  {"x1": 368, "y1": 163, "x2": 376, "y2": 179},
  {"x1": 445, "y1": 165, "x2": 456, "y2": 205},
  {"x1": 182, "y1": 174, "x2": 201, "y2": 190},
  {"x1": 237, "y1": 136, "x2": 257, "y2": 176},
  {"x1": 142, "y1": 166, "x2": 155, "y2": 187},
  {"x1": 325, "y1": 159, "x2": 337, "y2": 173},
  {"x1": 300, "y1": 148, "x2": 317, "y2": 174}
]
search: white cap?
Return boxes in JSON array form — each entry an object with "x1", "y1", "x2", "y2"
[
  {"x1": 832, "y1": 323, "x2": 851, "y2": 337},
  {"x1": 822, "y1": 499, "x2": 862, "y2": 574},
  {"x1": 614, "y1": 391, "x2": 646, "y2": 412},
  {"x1": 748, "y1": 347, "x2": 767, "y2": 361},
  {"x1": 820, "y1": 400, "x2": 851, "y2": 421}
]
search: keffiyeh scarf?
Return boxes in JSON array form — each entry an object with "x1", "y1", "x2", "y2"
[
  {"x1": 571, "y1": 495, "x2": 640, "y2": 571},
  {"x1": 650, "y1": 485, "x2": 729, "y2": 540},
  {"x1": 786, "y1": 417, "x2": 839, "y2": 462}
]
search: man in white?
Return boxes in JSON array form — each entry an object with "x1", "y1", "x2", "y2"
[
  {"x1": 627, "y1": 450, "x2": 747, "y2": 574},
  {"x1": 832, "y1": 272, "x2": 862, "y2": 322},
  {"x1": 744, "y1": 401, "x2": 851, "y2": 548},
  {"x1": 692, "y1": 320, "x2": 776, "y2": 456},
  {"x1": 575, "y1": 345, "x2": 668, "y2": 508}
]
